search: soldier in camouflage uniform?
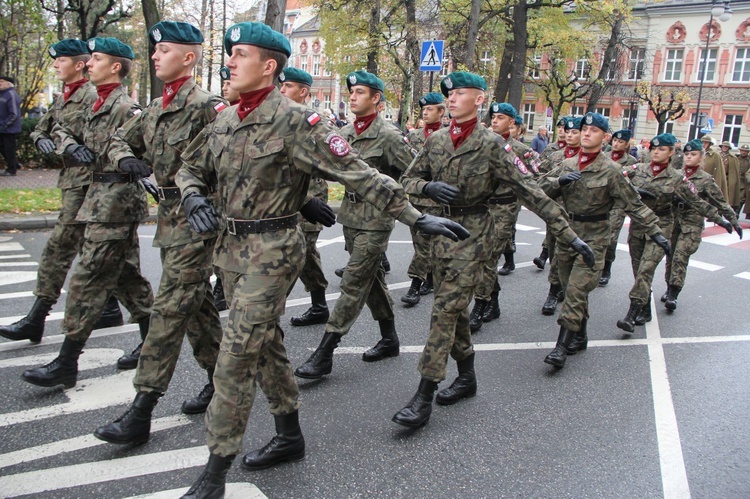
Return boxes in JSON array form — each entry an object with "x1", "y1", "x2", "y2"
[
  {"x1": 617, "y1": 133, "x2": 729, "y2": 332},
  {"x1": 401, "y1": 92, "x2": 445, "y2": 306},
  {"x1": 671, "y1": 140, "x2": 684, "y2": 169},
  {"x1": 0, "y1": 39, "x2": 125, "y2": 344},
  {"x1": 539, "y1": 113, "x2": 667, "y2": 368},
  {"x1": 21, "y1": 37, "x2": 154, "y2": 390},
  {"x1": 661, "y1": 139, "x2": 741, "y2": 310},
  {"x1": 599, "y1": 129, "x2": 638, "y2": 287},
  {"x1": 175, "y1": 23, "x2": 468, "y2": 497},
  {"x1": 394, "y1": 72, "x2": 595, "y2": 427},
  {"x1": 92, "y1": 22, "x2": 226, "y2": 446},
  {"x1": 294, "y1": 69, "x2": 418, "y2": 379}
]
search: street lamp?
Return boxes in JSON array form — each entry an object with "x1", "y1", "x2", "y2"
[{"x1": 692, "y1": 0, "x2": 733, "y2": 140}]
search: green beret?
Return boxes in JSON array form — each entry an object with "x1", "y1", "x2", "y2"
[
  {"x1": 488, "y1": 102, "x2": 517, "y2": 118},
  {"x1": 418, "y1": 92, "x2": 444, "y2": 107},
  {"x1": 683, "y1": 139, "x2": 703, "y2": 153},
  {"x1": 440, "y1": 71, "x2": 486, "y2": 97},
  {"x1": 279, "y1": 67, "x2": 313, "y2": 86},
  {"x1": 556, "y1": 116, "x2": 568, "y2": 127},
  {"x1": 87, "y1": 37, "x2": 135, "y2": 60},
  {"x1": 219, "y1": 66, "x2": 230, "y2": 81},
  {"x1": 149, "y1": 21, "x2": 204, "y2": 46},
  {"x1": 224, "y1": 22, "x2": 291, "y2": 57},
  {"x1": 612, "y1": 129, "x2": 632, "y2": 142},
  {"x1": 650, "y1": 133, "x2": 676, "y2": 149},
  {"x1": 514, "y1": 115, "x2": 524, "y2": 126},
  {"x1": 580, "y1": 112, "x2": 609, "y2": 132},
  {"x1": 565, "y1": 117, "x2": 582, "y2": 131},
  {"x1": 48, "y1": 39, "x2": 88, "y2": 59},
  {"x1": 346, "y1": 70, "x2": 384, "y2": 93}
]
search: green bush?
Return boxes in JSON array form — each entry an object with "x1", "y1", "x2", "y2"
[{"x1": 18, "y1": 117, "x2": 64, "y2": 169}]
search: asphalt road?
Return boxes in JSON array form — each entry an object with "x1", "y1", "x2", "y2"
[{"x1": 0, "y1": 209, "x2": 749, "y2": 498}]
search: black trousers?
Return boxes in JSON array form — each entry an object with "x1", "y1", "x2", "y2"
[{"x1": 0, "y1": 133, "x2": 19, "y2": 173}]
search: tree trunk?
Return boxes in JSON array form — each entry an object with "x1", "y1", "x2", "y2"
[
  {"x1": 207, "y1": 0, "x2": 214, "y2": 92},
  {"x1": 507, "y1": 0, "x2": 528, "y2": 109},
  {"x1": 463, "y1": 0, "x2": 482, "y2": 72},
  {"x1": 404, "y1": 0, "x2": 420, "y2": 121},
  {"x1": 493, "y1": 39, "x2": 514, "y2": 103},
  {"x1": 586, "y1": 13, "x2": 623, "y2": 112},
  {"x1": 264, "y1": 0, "x2": 286, "y2": 32},
  {"x1": 367, "y1": 0, "x2": 380, "y2": 74},
  {"x1": 141, "y1": 0, "x2": 162, "y2": 101}
]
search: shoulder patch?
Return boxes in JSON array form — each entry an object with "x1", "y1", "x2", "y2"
[
  {"x1": 132, "y1": 109, "x2": 142, "y2": 115},
  {"x1": 214, "y1": 102, "x2": 228, "y2": 113},
  {"x1": 325, "y1": 132, "x2": 350, "y2": 157},
  {"x1": 503, "y1": 143, "x2": 512, "y2": 153},
  {"x1": 307, "y1": 112, "x2": 321, "y2": 126},
  {"x1": 403, "y1": 135, "x2": 410, "y2": 144},
  {"x1": 513, "y1": 156, "x2": 529, "y2": 175}
]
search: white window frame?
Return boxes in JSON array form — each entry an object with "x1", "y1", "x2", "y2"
[
  {"x1": 573, "y1": 59, "x2": 590, "y2": 80},
  {"x1": 312, "y1": 55, "x2": 320, "y2": 76},
  {"x1": 523, "y1": 103, "x2": 535, "y2": 129},
  {"x1": 695, "y1": 47, "x2": 718, "y2": 83},
  {"x1": 627, "y1": 48, "x2": 646, "y2": 81},
  {"x1": 663, "y1": 49, "x2": 683, "y2": 82},
  {"x1": 480, "y1": 50, "x2": 492, "y2": 70},
  {"x1": 722, "y1": 114, "x2": 743, "y2": 145},
  {"x1": 595, "y1": 107, "x2": 611, "y2": 118},
  {"x1": 529, "y1": 52, "x2": 542, "y2": 79},
  {"x1": 621, "y1": 108, "x2": 637, "y2": 131},
  {"x1": 323, "y1": 94, "x2": 331, "y2": 110},
  {"x1": 731, "y1": 47, "x2": 750, "y2": 83},
  {"x1": 571, "y1": 105, "x2": 584, "y2": 117},
  {"x1": 300, "y1": 56, "x2": 308, "y2": 73}
]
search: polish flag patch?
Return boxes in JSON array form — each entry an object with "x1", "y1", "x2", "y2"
[
  {"x1": 214, "y1": 102, "x2": 228, "y2": 113},
  {"x1": 503, "y1": 143, "x2": 512, "y2": 153},
  {"x1": 307, "y1": 113, "x2": 321, "y2": 126}
]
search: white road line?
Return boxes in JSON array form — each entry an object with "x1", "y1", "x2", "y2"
[
  {"x1": 0, "y1": 290, "x2": 63, "y2": 300},
  {"x1": 702, "y1": 232, "x2": 742, "y2": 246},
  {"x1": 645, "y1": 296, "x2": 691, "y2": 499},
  {"x1": 126, "y1": 483, "x2": 267, "y2": 499},
  {"x1": 316, "y1": 235, "x2": 345, "y2": 248},
  {"x1": 515, "y1": 224, "x2": 541, "y2": 231},
  {"x1": 0, "y1": 253, "x2": 31, "y2": 259},
  {"x1": 0, "y1": 348, "x2": 123, "y2": 370},
  {"x1": 0, "y1": 311, "x2": 64, "y2": 325},
  {"x1": 687, "y1": 260, "x2": 723, "y2": 271},
  {"x1": 734, "y1": 272, "x2": 750, "y2": 280},
  {"x1": 0, "y1": 271, "x2": 40, "y2": 286},
  {"x1": 0, "y1": 242, "x2": 24, "y2": 252},
  {"x1": 0, "y1": 415, "x2": 192, "y2": 469},
  {"x1": 0, "y1": 262, "x2": 38, "y2": 267}
]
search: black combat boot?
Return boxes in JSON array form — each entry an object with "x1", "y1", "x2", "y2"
[
  {"x1": 634, "y1": 293, "x2": 652, "y2": 325},
  {"x1": 94, "y1": 391, "x2": 162, "y2": 444},
  {"x1": 420, "y1": 273, "x2": 434, "y2": 295},
  {"x1": 117, "y1": 316, "x2": 150, "y2": 370},
  {"x1": 213, "y1": 277, "x2": 227, "y2": 312},
  {"x1": 660, "y1": 283, "x2": 669, "y2": 302},
  {"x1": 469, "y1": 300, "x2": 488, "y2": 333},
  {"x1": 542, "y1": 284, "x2": 562, "y2": 316},
  {"x1": 533, "y1": 246, "x2": 549, "y2": 270},
  {"x1": 93, "y1": 295, "x2": 124, "y2": 329},
  {"x1": 400, "y1": 277, "x2": 423, "y2": 307},
  {"x1": 617, "y1": 301, "x2": 642, "y2": 333},
  {"x1": 483, "y1": 281, "x2": 501, "y2": 323},
  {"x1": 0, "y1": 297, "x2": 53, "y2": 343},
  {"x1": 334, "y1": 267, "x2": 344, "y2": 278},
  {"x1": 182, "y1": 369, "x2": 215, "y2": 414},
  {"x1": 381, "y1": 253, "x2": 391, "y2": 273},
  {"x1": 290, "y1": 288, "x2": 329, "y2": 326},
  {"x1": 392, "y1": 378, "x2": 438, "y2": 428},
  {"x1": 436, "y1": 354, "x2": 477, "y2": 405},
  {"x1": 241, "y1": 411, "x2": 305, "y2": 470},
  {"x1": 362, "y1": 319, "x2": 400, "y2": 361},
  {"x1": 21, "y1": 336, "x2": 84, "y2": 388},
  {"x1": 599, "y1": 260, "x2": 613, "y2": 287},
  {"x1": 294, "y1": 332, "x2": 342, "y2": 379},
  {"x1": 544, "y1": 327, "x2": 576, "y2": 368},
  {"x1": 664, "y1": 285, "x2": 681, "y2": 311},
  {"x1": 497, "y1": 252, "x2": 515, "y2": 276},
  {"x1": 181, "y1": 453, "x2": 235, "y2": 499},
  {"x1": 566, "y1": 318, "x2": 588, "y2": 354}
]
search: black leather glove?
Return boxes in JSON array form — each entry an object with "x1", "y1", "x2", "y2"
[
  {"x1": 637, "y1": 188, "x2": 657, "y2": 200},
  {"x1": 717, "y1": 219, "x2": 733, "y2": 234},
  {"x1": 650, "y1": 233, "x2": 671, "y2": 256},
  {"x1": 423, "y1": 181, "x2": 459, "y2": 204},
  {"x1": 36, "y1": 138, "x2": 55, "y2": 154},
  {"x1": 299, "y1": 197, "x2": 335, "y2": 227},
  {"x1": 141, "y1": 178, "x2": 159, "y2": 204},
  {"x1": 570, "y1": 237, "x2": 595, "y2": 268},
  {"x1": 118, "y1": 157, "x2": 151, "y2": 179},
  {"x1": 65, "y1": 144, "x2": 95, "y2": 164},
  {"x1": 733, "y1": 223, "x2": 743, "y2": 240},
  {"x1": 182, "y1": 192, "x2": 218, "y2": 233},
  {"x1": 558, "y1": 171, "x2": 582, "y2": 186},
  {"x1": 414, "y1": 214, "x2": 470, "y2": 242}
]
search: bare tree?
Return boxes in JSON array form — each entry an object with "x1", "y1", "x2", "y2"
[
  {"x1": 141, "y1": 0, "x2": 162, "y2": 101},
  {"x1": 41, "y1": 0, "x2": 133, "y2": 40},
  {"x1": 535, "y1": 52, "x2": 590, "y2": 130},
  {"x1": 264, "y1": 0, "x2": 286, "y2": 33}
]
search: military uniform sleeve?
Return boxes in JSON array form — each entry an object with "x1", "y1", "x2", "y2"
[
  {"x1": 51, "y1": 120, "x2": 82, "y2": 154},
  {"x1": 611, "y1": 170, "x2": 661, "y2": 237},
  {"x1": 678, "y1": 180, "x2": 723, "y2": 224},
  {"x1": 386, "y1": 129, "x2": 417, "y2": 175},
  {"x1": 401, "y1": 146, "x2": 433, "y2": 197},
  {"x1": 177, "y1": 123, "x2": 216, "y2": 198},
  {"x1": 704, "y1": 180, "x2": 738, "y2": 224},
  {"x1": 109, "y1": 108, "x2": 148, "y2": 165},
  {"x1": 29, "y1": 103, "x2": 56, "y2": 144}
]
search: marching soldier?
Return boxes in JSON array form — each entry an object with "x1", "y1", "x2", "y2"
[
  {"x1": 701, "y1": 135, "x2": 728, "y2": 196},
  {"x1": 93, "y1": 22, "x2": 226, "y2": 446},
  {"x1": 174, "y1": 22, "x2": 467, "y2": 497},
  {"x1": 0, "y1": 39, "x2": 125, "y2": 345},
  {"x1": 719, "y1": 140, "x2": 743, "y2": 213},
  {"x1": 21, "y1": 37, "x2": 154, "y2": 389},
  {"x1": 395, "y1": 72, "x2": 594, "y2": 427},
  {"x1": 539, "y1": 116, "x2": 568, "y2": 169},
  {"x1": 219, "y1": 66, "x2": 239, "y2": 105},
  {"x1": 671, "y1": 139, "x2": 684, "y2": 169}
]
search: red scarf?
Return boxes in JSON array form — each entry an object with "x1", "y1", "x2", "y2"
[
  {"x1": 354, "y1": 113, "x2": 377, "y2": 135},
  {"x1": 557, "y1": 139, "x2": 566, "y2": 148},
  {"x1": 162, "y1": 76, "x2": 191, "y2": 109},
  {"x1": 651, "y1": 161, "x2": 668, "y2": 176},
  {"x1": 564, "y1": 145, "x2": 580, "y2": 158},
  {"x1": 230, "y1": 99, "x2": 239, "y2": 106},
  {"x1": 611, "y1": 150, "x2": 625, "y2": 162},
  {"x1": 579, "y1": 150, "x2": 600, "y2": 171},
  {"x1": 237, "y1": 85, "x2": 274, "y2": 121},
  {"x1": 93, "y1": 83, "x2": 120, "y2": 112},
  {"x1": 501, "y1": 132, "x2": 511, "y2": 141},
  {"x1": 684, "y1": 165, "x2": 699, "y2": 179},
  {"x1": 450, "y1": 117, "x2": 478, "y2": 149},
  {"x1": 63, "y1": 78, "x2": 88, "y2": 102},
  {"x1": 423, "y1": 121, "x2": 441, "y2": 138}
]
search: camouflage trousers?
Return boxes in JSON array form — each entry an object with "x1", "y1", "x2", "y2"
[
  {"x1": 326, "y1": 227, "x2": 394, "y2": 335},
  {"x1": 418, "y1": 257, "x2": 478, "y2": 382},
  {"x1": 665, "y1": 220, "x2": 702, "y2": 289},
  {"x1": 476, "y1": 202, "x2": 518, "y2": 300},
  {"x1": 544, "y1": 231, "x2": 560, "y2": 287},
  {"x1": 63, "y1": 222, "x2": 153, "y2": 343},
  {"x1": 628, "y1": 221, "x2": 674, "y2": 305},
  {"x1": 605, "y1": 208, "x2": 627, "y2": 263},
  {"x1": 298, "y1": 229, "x2": 328, "y2": 292},
  {"x1": 133, "y1": 239, "x2": 222, "y2": 394},
  {"x1": 206, "y1": 267, "x2": 302, "y2": 457},
  {"x1": 406, "y1": 205, "x2": 439, "y2": 281},
  {"x1": 34, "y1": 186, "x2": 88, "y2": 303},
  {"x1": 555, "y1": 239, "x2": 606, "y2": 332}
]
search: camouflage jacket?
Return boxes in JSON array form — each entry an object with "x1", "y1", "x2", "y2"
[
  {"x1": 405, "y1": 127, "x2": 438, "y2": 209},
  {"x1": 109, "y1": 79, "x2": 226, "y2": 248},
  {"x1": 176, "y1": 88, "x2": 421, "y2": 275},
  {"x1": 489, "y1": 136, "x2": 540, "y2": 198},
  {"x1": 671, "y1": 149, "x2": 684, "y2": 169},
  {"x1": 677, "y1": 169, "x2": 737, "y2": 229},
  {"x1": 628, "y1": 162, "x2": 722, "y2": 237},
  {"x1": 337, "y1": 114, "x2": 415, "y2": 231},
  {"x1": 539, "y1": 141, "x2": 565, "y2": 173},
  {"x1": 613, "y1": 151, "x2": 637, "y2": 168},
  {"x1": 31, "y1": 83, "x2": 97, "y2": 189},
  {"x1": 401, "y1": 124, "x2": 577, "y2": 262},
  {"x1": 54, "y1": 85, "x2": 147, "y2": 223}
]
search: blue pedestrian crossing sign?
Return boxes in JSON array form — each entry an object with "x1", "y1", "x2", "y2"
[{"x1": 420, "y1": 40, "x2": 444, "y2": 72}]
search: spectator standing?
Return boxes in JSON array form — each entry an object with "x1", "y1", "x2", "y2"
[
  {"x1": 0, "y1": 75, "x2": 21, "y2": 176},
  {"x1": 531, "y1": 126, "x2": 549, "y2": 154}
]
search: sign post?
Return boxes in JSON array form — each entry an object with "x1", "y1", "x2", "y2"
[{"x1": 420, "y1": 40, "x2": 444, "y2": 92}]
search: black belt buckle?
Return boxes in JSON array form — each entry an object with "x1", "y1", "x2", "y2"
[
  {"x1": 157, "y1": 186, "x2": 166, "y2": 201},
  {"x1": 442, "y1": 204, "x2": 452, "y2": 217},
  {"x1": 227, "y1": 218, "x2": 237, "y2": 235},
  {"x1": 346, "y1": 191, "x2": 359, "y2": 203},
  {"x1": 254, "y1": 219, "x2": 263, "y2": 233},
  {"x1": 568, "y1": 211, "x2": 575, "y2": 220}
]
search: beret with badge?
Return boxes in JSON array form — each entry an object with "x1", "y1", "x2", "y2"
[
  {"x1": 219, "y1": 66, "x2": 230, "y2": 81},
  {"x1": 224, "y1": 21, "x2": 291, "y2": 57},
  {"x1": 556, "y1": 116, "x2": 568, "y2": 127},
  {"x1": 650, "y1": 133, "x2": 676, "y2": 149},
  {"x1": 280, "y1": 67, "x2": 313, "y2": 86},
  {"x1": 149, "y1": 21, "x2": 204, "y2": 45},
  {"x1": 514, "y1": 114, "x2": 524, "y2": 126},
  {"x1": 418, "y1": 92, "x2": 444, "y2": 108},
  {"x1": 48, "y1": 39, "x2": 88, "y2": 59},
  {"x1": 440, "y1": 71, "x2": 487, "y2": 97},
  {"x1": 612, "y1": 129, "x2": 632, "y2": 142},
  {"x1": 564, "y1": 117, "x2": 582, "y2": 131},
  {"x1": 87, "y1": 37, "x2": 135, "y2": 60},
  {"x1": 488, "y1": 102, "x2": 517, "y2": 119},
  {"x1": 579, "y1": 112, "x2": 609, "y2": 132},
  {"x1": 346, "y1": 70, "x2": 385, "y2": 93},
  {"x1": 683, "y1": 139, "x2": 703, "y2": 153}
]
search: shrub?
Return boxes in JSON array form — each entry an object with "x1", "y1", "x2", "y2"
[{"x1": 18, "y1": 117, "x2": 64, "y2": 169}]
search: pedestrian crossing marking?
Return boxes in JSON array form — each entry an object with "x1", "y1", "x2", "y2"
[
  {"x1": 126, "y1": 483, "x2": 267, "y2": 499},
  {"x1": 0, "y1": 242, "x2": 25, "y2": 252},
  {"x1": 734, "y1": 272, "x2": 750, "y2": 280}
]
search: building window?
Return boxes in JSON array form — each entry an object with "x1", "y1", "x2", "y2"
[
  {"x1": 695, "y1": 48, "x2": 718, "y2": 82},
  {"x1": 732, "y1": 47, "x2": 750, "y2": 82},
  {"x1": 323, "y1": 60, "x2": 332, "y2": 77},
  {"x1": 523, "y1": 104, "x2": 535, "y2": 129},
  {"x1": 722, "y1": 114, "x2": 743, "y2": 145},
  {"x1": 663, "y1": 49, "x2": 683, "y2": 82},
  {"x1": 594, "y1": 107, "x2": 611, "y2": 118},
  {"x1": 570, "y1": 105, "x2": 584, "y2": 117},
  {"x1": 627, "y1": 48, "x2": 645, "y2": 80},
  {"x1": 621, "y1": 108, "x2": 637, "y2": 131},
  {"x1": 659, "y1": 119, "x2": 675, "y2": 135},
  {"x1": 479, "y1": 50, "x2": 492, "y2": 70},
  {"x1": 573, "y1": 59, "x2": 590, "y2": 79},
  {"x1": 300, "y1": 57, "x2": 308, "y2": 73},
  {"x1": 312, "y1": 55, "x2": 320, "y2": 76},
  {"x1": 323, "y1": 94, "x2": 331, "y2": 110},
  {"x1": 529, "y1": 52, "x2": 542, "y2": 79}
]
